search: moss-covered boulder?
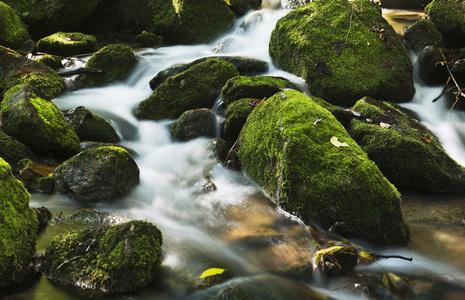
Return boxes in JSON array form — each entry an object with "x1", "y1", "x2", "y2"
[
  {"x1": 170, "y1": 108, "x2": 217, "y2": 141},
  {"x1": 229, "y1": 0, "x2": 262, "y2": 16},
  {"x1": 150, "y1": 0, "x2": 236, "y2": 44},
  {"x1": 54, "y1": 146, "x2": 140, "y2": 202},
  {"x1": 135, "y1": 58, "x2": 239, "y2": 120},
  {"x1": 1, "y1": 84, "x2": 80, "y2": 158},
  {"x1": 347, "y1": 97, "x2": 465, "y2": 193},
  {"x1": 2, "y1": 0, "x2": 102, "y2": 38},
  {"x1": 416, "y1": 45, "x2": 449, "y2": 85},
  {"x1": 224, "y1": 98, "x2": 254, "y2": 142},
  {"x1": 37, "y1": 32, "x2": 96, "y2": 57},
  {"x1": 269, "y1": 0, "x2": 414, "y2": 107},
  {"x1": 237, "y1": 90, "x2": 409, "y2": 245},
  {"x1": 0, "y1": 157, "x2": 38, "y2": 288},
  {"x1": 45, "y1": 220, "x2": 163, "y2": 294},
  {"x1": 0, "y1": 130, "x2": 36, "y2": 171},
  {"x1": 64, "y1": 106, "x2": 120, "y2": 143},
  {"x1": 425, "y1": 0, "x2": 465, "y2": 48},
  {"x1": 149, "y1": 56, "x2": 268, "y2": 91},
  {"x1": 403, "y1": 19, "x2": 443, "y2": 53},
  {"x1": 36, "y1": 55, "x2": 63, "y2": 70},
  {"x1": 0, "y1": 45, "x2": 65, "y2": 101},
  {"x1": 75, "y1": 44, "x2": 137, "y2": 88},
  {"x1": 0, "y1": 2, "x2": 31, "y2": 50},
  {"x1": 136, "y1": 32, "x2": 163, "y2": 47},
  {"x1": 221, "y1": 75, "x2": 300, "y2": 106}
]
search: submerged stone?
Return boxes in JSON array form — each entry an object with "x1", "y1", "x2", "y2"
[
  {"x1": 348, "y1": 97, "x2": 465, "y2": 193},
  {"x1": 0, "y1": 157, "x2": 38, "y2": 288},
  {"x1": 269, "y1": 0, "x2": 414, "y2": 106},
  {"x1": 45, "y1": 220, "x2": 163, "y2": 294},
  {"x1": 237, "y1": 90, "x2": 409, "y2": 245},
  {"x1": 0, "y1": 2, "x2": 31, "y2": 50},
  {"x1": 1, "y1": 84, "x2": 80, "y2": 158},
  {"x1": 54, "y1": 146, "x2": 140, "y2": 202},
  {"x1": 37, "y1": 32, "x2": 96, "y2": 57}
]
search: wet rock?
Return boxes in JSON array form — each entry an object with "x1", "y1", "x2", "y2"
[
  {"x1": 403, "y1": 19, "x2": 443, "y2": 53},
  {"x1": 0, "y1": 2, "x2": 31, "y2": 50},
  {"x1": 45, "y1": 220, "x2": 163, "y2": 295},
  {"x1": 136, "y1": 58, "x2": 239, "y2": 120},
  {"x1": 75, "y1": 44, "x2": 137, "y2": 88},
  {"x1": 425, "y1": 0, "x2": 465, "y2": 48},
  {"x1": 1, "y1": 84, "x2": 80, "y2": 158},
  {"x1": 170, "y1": 108, "x2": 217, "y2": 141},
  {"x1": 36, "y1": 55, "x2": 64, "y2": 70},
  {"x1": 228, "y1": 0, "x2": 262, "y2": 16},
  {"x1": 2, "y1": 0, "x2": 102, "y2": 38},
  {"x1": 149, "y1": 56, "x2": 268, "y2": 91},
  {"x1": 224, "y1": 98, "x2": 254, "y2": 142},
  {"x1": 269, "y1": 0, "x2": 414, "y2": 106},
  {"x1": 32, "y1": 206, "x2": 52, "y2": 230},
  {"x1": 347, "y1": 97, "x2": 465, "y2": 193},
  {"x1": 0, "y1": 45, "x2": 65, "y2": 101},
  {"x1": 63, "y1": 208, "x2": 114, "y2": 224},
  {"x1": 18, "y1": 159, "x2": 56, "y2": 193},
  {"x1": 64, "y1": 106, "x2": 120, "y2": 143},
  {"x1": 194, "y1": 172, "x2": 217, "y2": 194},
  {"x1": 54, "y1": 146, "x2": 140, "y2": 202},
  {"x1": 237, "y1": 90, "x2": 409, "y2": 246},
  {"x1": 416, "y1": 45, "x2": 449, "y2": 85},
  {"x1": 0, "y1": 130, "x2": 37, "y2": 172},
  {"x1": 0, "y1": 157, "x2": 38, "y2": 288},
  {"x1": 221, "y1": 75, "x2": 299, "y2": 106},
  {"x1": 281, "y1": 0, "x2": 311, "y2": 9},
  {"x1": 206, "y1": 138, "x2": 229, "y2": 162},
  {"x1": 136, "y1": 32, "x2": 163, "y2": 47},
  {"x1": 37, "y1": 32, "x2": 96, "y2": 57}
]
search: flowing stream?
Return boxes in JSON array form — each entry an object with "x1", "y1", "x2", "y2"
[{"x1": 5, "y1": 6, "x2": 465, "y2": 300}]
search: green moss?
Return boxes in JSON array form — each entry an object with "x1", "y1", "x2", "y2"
[
  {"x1": 37, "y1": 32, "x2": 96, "y2": 56},
  {"x1": 224, "y1": 98, "x2": 254, "y2": 142},
  {"x1": 136, "y1": 58, "x2": 239, "y2": 120},
  {"x1": 403, "y1": 19, "x2": 443, "y2": 52},
  {"x1": 0, "y1": 2, "x2": 31, "y2": 50},
  {"x1": 0, "y1": 157, "x2": 38, "y2": 287},
  {"x1": 237, "y1": 90, "x2": 409, "y2": 245},
  {"x1": 425, "y1": 0, "x2": 465, "y2": 44},
  {"x1": 23, "y1": 71, "x2": 66, "y2": 100},
  {"x1": 0, "y1": 129, "x2": 36, "y2": 169},
  {"x1": 269, "y1": 0, "x2": 414, "y2": 106},
  {"x1": 135, "y1": 32, "x2": 163, "y2": 47},
  {"x1": 45, "y1": 220, "x2": 162, "y2": 293},
  {"x1": 36, "y1": 55, "x2": 64, "y2": 70}
]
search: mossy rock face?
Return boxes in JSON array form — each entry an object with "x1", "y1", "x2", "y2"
[
  {"x1": 0, "y1": 45, "x2": 65, "y2": 101},
  {"x1": 269, "y1": 0, "x2": 414, "y2": 107},
  {"x1": 0, "y1": 2, "x2": 31, "y2": 50},
  {"x1": 347, "y1": 97, "x2": 465, "y2": 193},
  {"x1": 135, "y1": 58, "x2": 239, "y2": 120},
  {"x1": 54, "y1": 146, "x2": 140, "y2": 202},
  {"x1": 416, "y1": 45, "x2": 449, "y2": 85},
  {"x1": 36, "y1": 55, "x2": 63, "y2": 70},
  {"x1": 45, "y1": 220, "x2": 163, "y2": 294},
  {"x1": 2, "y1": 0, "x2": 102, "y2": 38},
  {"x1": 37, "y1": 32, "x2": 96, "y2": 57},
  {"x1": 237, "y1": 90, "x2": 409, "y2": 246},
  {"x1": 1, "y1": 84, "x2": 80, "y2": 158},
  {"x1": 425, "y1": 0, "x2": 465, "y2": 47},
  {"x1": 170, "y1": 108, "x2": 217, "y2": 141},
  {"x1": 75, "y1": 44, "x2": 137, "y2": 88},
  {"x1": 224, "y1": 98, "x2": 254, "y2": 142},
  {"x1": 403, "y1": 19, "x2": 443, "y2": 53},
  {"x1": 229, "y1": 0, "x2": 262, "y2": 16},
  {"x1": 221, "y1": 75, "x2": 299, "y2": 106},
  {"x1": 64, "y1": 106, "x2": 120, "y2": 143},
  {"x1": 0, "y1": 157, "x2": 38, "y2": 288},
  {"x1": 149, "y1": 56, "x2": 268, "y2": 90},
  {"x1": 135, "y1": 32, "x2": 163, "y2": 47},
  {"x1": 150, "y1": 0, "x2": 236, "y2": 44},
  {"x1": 0, "y1": 129, "x2": 36, "y2": 171}
]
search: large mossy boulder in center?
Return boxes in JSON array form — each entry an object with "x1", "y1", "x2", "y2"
[
  {"x1": 269, "y1": 0, "x2": 414, "y2": 107},
  {"x1": 54, "y1": 146, "x2": 140, "y2": 202},
  {"x1": 1, "y1": 84, "x2": 80, "y2": 158},
  {"x1": 75, "y1": 44, "x2": 137, "y2": 88},
  {"x1": 37, "y1": 32, "x2": 96, "y2": 57},
  {"x1": 347, "y1": 97, "x2": 465, "y2": 193},
  {"x1": 425, "y1": 0, "x2": 465, "y2": 48},
  {"x1": 2, "y1": 0, "x2": 102, "y2": 38},
  {"x1": 0, "y1": 157, "x2": 38, "y2": 288},
  {"x1": 135, "y1": 58, "x2": 239, "y2": 120},
  {"x1": 0, "y1": 45, "x2": 65, "y2": 101},
  {"x1": 45, "y1": 220, "x2": 163, "y2": 294},
  {"x1": 237, "y1": 90, "x2": 409, "y2": 245},
  {"x1": 0, "y1": 2, "x2": 31, "y2": 50},
  {"x1": 150, "y1": 0, "x2": 236, "y2": 44}
]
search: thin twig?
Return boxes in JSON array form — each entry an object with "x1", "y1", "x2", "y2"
[
  {"x1": 437, "y1": 48, "x2": 465, "y2": 113},
  {"x1": 345, "y1": 4, "x2": 354, "y2": 41},
  {"x1": 57, "y1": 256, "x2": 81, "y2": 270}
]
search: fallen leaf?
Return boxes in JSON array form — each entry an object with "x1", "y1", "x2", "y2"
[
  {"x1": 330, "y1": 136, "x2": 349, "y2": 148},
  {"x1": 224, "y1": 0, "x2": 231, "y2": 5},
  {"x1": 199, "y1": 268, "x2": 225, "y2": 279},
  {"x1": 421, "y1": 135, "x2": 433, "y2": 143}
]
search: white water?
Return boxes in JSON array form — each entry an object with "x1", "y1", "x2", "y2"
[{"x1": 19, "y1": 7, "x2": 465, "y2": 300}]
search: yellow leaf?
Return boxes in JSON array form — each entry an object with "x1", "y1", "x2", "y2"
[
  {"x1": 330, "y1": 136, "x2": 349, "y2": 147},
  {"x1": 224, "y1": 0, "x2": 231, "y2": 5},
  {"x1": 313, "y1": 245, "x2": 345, "y2": 269},
  {"x1": 199, "y1": 268, "x2": 225, "y2": 279},
  {"x1": 359, "y1": 250, "x2": 374, "y2": 261}
]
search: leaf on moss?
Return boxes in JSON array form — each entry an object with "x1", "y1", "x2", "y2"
[
  {"x1": 330, "y1": 136, "x2": 349, "y2": 147},
  {"x1": 199, "y1": 268, "x2": 225, "y2": 279},
  {"x1": 224, "y1": 0, "x2": 231, "y2": 5},
  {"x1": 421, "y1": 135, "x2": 433, "y2": 143}
]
